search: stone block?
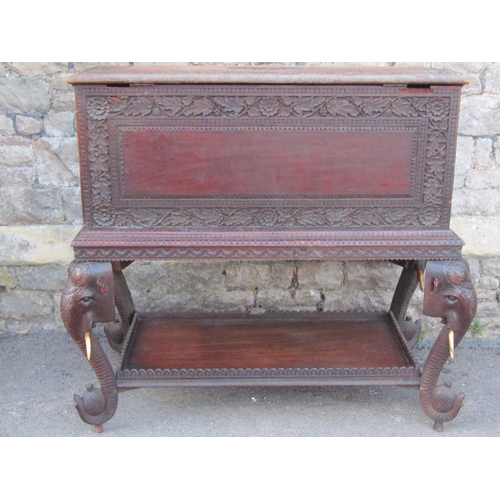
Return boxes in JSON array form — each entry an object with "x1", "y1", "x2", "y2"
[
  {"x1": 455, "y1": 136, "x2": 474, "y2": 176},
  {"x1": 51, "y1": 91, "x2": 75, "y2": 112},
  {"x1": 0, "y1": 289, "x2": 54, "y2": 322},
  {"x1": 345, "y1": 261, "x2": 401, "y2": 291},
  {"x1": 484, "y1": 62, "x2": 500, "y2": 94},
  {"x1": 60, "y1": 187, "x2": 83, "y2": 224},
  {"x1": 0, "y1": 225, "x2": 79, "y2": 265},
  {"x1": 42, "y1": 111, "x2": 75, "y2": 137},
  {"x1": 450, "y1": 216, "x2": 500, "y2": 257},
  {"x1": 473, "y1": 138, "x2": 495, "y2": 170},
  {"x1": 430, "y1": 62, "x2": 487, "y2": 73},
  {"x1": 461, "y1": 75, "x2": 483, "y2": 96},
  {"x1": 0, "y1": 267, "x2": 18, "y2": 290},
  {"x1": 10, "y1": 62, "x2": 68, "y2": 77},
  {"x1": 323, "y1": 289, "x2": 394, "y2": 312},
  {"x1": 0, "y1": 64, "x2": 5, "y2": 77},
  {"x1": 0, "y1": 114, "x2": 15, "y2": 135},
  {"x1": 294, "y1": 288, "x2": 322, "y2": 307},
  {"x1": 459, "y1": 95, "x2": 500, "y2": 136},
  {"x1": 16, "y1": 264, "x2": 68, "y2": 291},
  {"x1": 0, "y1": 136, "x2": 33, "y2": 166},
  {"x1": 138, "y1": 289, "x2": 254, "y2": 313},
  {"x1": 296, "y1": 261, "x2": 343, "y2": 289},
  {"x1": 256, "y1": 288, "x2": 296, "y2": 309},
  {"x1": 451, "y1": 188, "x2": 500, "y2": 216},
  {"x1": 225, "y1": 263, "x2": 272, "y2": 290},
  {"x1": 270, "y1": 262, "x2": 295, "y2": 289},
  {"x1": 0, "y1": 187, "x2": 64, "y2": 224},
  {"x1": 465, "y1": 169, "x2": 500, "y2": 190},
  {"x1": 34, "y1": 137, "x2": 79, "y2": 187},
  {"x1": 480, "y1": 257, "x2": 500, "y2": 279},
  {"x1": 16, "y1": 115, "x2": 43, "y2": 136},
  {"x1": 0, "y1": 76, "x2": 50, "y2": 116},
  {"x1": 0, "y1": 165, "x2": 35, "y2": 188},
  {"x1": 126, "y1": 261, "x2": 226, "y2": 298},
  {"x1": 49, "y1": 73, "x2": 74, "y2": 92}
]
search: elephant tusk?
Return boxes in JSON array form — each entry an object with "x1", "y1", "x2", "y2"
[
  {"x1": 418, "y1": 270, "x2": 424, "y2": 292},
  {"x1": 448, "y1": 329, "x2": 454, "y2": 359},
  {"x1": 84, "y1": 331, "x2": 92, "y2": 361}
]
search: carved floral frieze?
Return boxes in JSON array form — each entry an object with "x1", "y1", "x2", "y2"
[{"x1": 82, "y1": 90, "x2": 455, "y2": 229}]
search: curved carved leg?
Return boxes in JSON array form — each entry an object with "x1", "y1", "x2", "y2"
[
  {"x1": 60, "y1": 261, "x2": 118, "y2": 433},
  {"x1": 103, "y1": 261, "x2": 135, "y2": 352},
  {"x1": 390, "y1": 260, "x2": 424, "y2": 348},
  {"x1": 420, "y1": 260, "x2": 477, "y2": 431}
]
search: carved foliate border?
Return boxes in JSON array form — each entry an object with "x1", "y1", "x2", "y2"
[{"x1": 76, "y1": 85, "x2": 459, "y2": 230}]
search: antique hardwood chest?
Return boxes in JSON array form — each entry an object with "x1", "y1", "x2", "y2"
[{"x1": 61, "y1": 65, "x2": 477, "y2": 432}]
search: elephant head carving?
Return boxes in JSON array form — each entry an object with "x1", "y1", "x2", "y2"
[
  {"x1": 61, "y1": 261, "x2": 115, "y2": 340},
  {"x1": 60, "y1": 261, "x2": 117, "y2": 430},
  {"x1": 423, "y1": 260, "x2": 477, "y2": 334},
  {"x1": 420, "y1": 260, "x2": 477, "y2": 431}
]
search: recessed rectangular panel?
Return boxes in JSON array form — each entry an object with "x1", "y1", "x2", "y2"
[{"x1": 120, "y1": 128, "x2": 414, "y2": 197}]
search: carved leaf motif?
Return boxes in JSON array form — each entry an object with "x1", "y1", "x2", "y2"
[
  {"x1": 383, "y1": 208, "x2": 418, "y2": 226},
  {"x1": 326, "y1": 98, "x2": 359, "y2": 117},
  {"x1": 88, "y1": 128, "x2": 108, "y2": 154},
  {"x1": 391, "y1": 98, "x2": 417, "y2": 117},
  {"x1": 325, "y1": 208, "x2": 352, "y2": 225},
  {"x1": 295, "y1": 209, "x2": 325, "y2": 225},
  {"x1": 164, "y1": 210, "x2": 193, "y2": 226},
  {"x1": 361, "y1": 97, "x2": 392, "y2": 116},
  {"x1": 292, "y1": 97, "x2": 325, "y2": 115},
  {"x1": 413, "y1": 97, "x2": 430, "y2": 115},
  {"x1": 223, "y1": 210, "x2": 254, "y2": 226},
  {"x1": 351, "y1": 210, "x2": 381, "y2": 226},
  {"x1": 276, "y1": 208, "x2": 295, "y2": 224},
  {"x1": 93, "y1": 182, "x2": 111, "y2": 203},
  {"x1": 124, "y1": 97, "x2": 153, "y2": 116},
  {"x1": 89, "y1": 159, "x2": 108, "y2": 175},
  {"x1": 423, "y1": 178, "x2": 443, "y2": 201},
  {"x1": 214, "y1": 97, "x2": 245, "y2": 116},
  {"x1": 247, "y1": 106, "x2": 261, "y2": 117},
  {"x1": 128, "y1": 209, "x2": 164, "y2": 226},
  {"x1": 427, "y1": 131, "x2": 447, "y2": 158},
  {"x1": 108, "y1": 96, "x2": 129, "y2": 114},
  {"x1": 427, "y1": 157, "x2": 446, "y2": 177},
  {"x1": 281, "y1": 96, "x2": 296, "y2": 106},
  {"x1": 183, "y1": 97, "x2": 214, "y2": 116},
  {"x1": 191, "y1": 208, "x2": 224, "y2": 225},
  {"x1": 154, "y1": 96, "x2": 184, "y2": 115}
]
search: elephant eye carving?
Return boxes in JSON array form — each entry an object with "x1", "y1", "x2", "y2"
[
  {"x1": 79, "y1": 296, "x2": 94, "y2": 305},
  {"x1": 445, "y1": 295, "x2": 459, "y2": 304}
]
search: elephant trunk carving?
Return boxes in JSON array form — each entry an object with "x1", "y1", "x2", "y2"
[
  {"x1": 60, "y1": 261, "x2": 117, "y2": 430},
  {"x1": 420, "y1": 260, "x2": 477, "y2": 431}
]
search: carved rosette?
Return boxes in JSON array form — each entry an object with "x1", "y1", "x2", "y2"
[{"x1": 83, "y1": 90, "x2": 455, "y2": 229}]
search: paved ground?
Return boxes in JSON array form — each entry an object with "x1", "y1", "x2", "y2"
[{"x1": 1, "y1": 329, "x2": 499, "y2": 437}]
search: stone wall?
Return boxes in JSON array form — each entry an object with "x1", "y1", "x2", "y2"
[{"x1": 1, "y1": 62, "x2": 499, "y2": 338}]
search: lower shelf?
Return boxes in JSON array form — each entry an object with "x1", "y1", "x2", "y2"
[{"x1": 116, "y1": 311, "x2": 421, "y2": 388}]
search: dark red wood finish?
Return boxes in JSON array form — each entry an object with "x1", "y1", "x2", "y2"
[
  {"x1": 62, "y1": 66, "x2": 477, "y2": 432},
  {"x1": 121, "y1": 129, "x2": 413, "y2": 197}
]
